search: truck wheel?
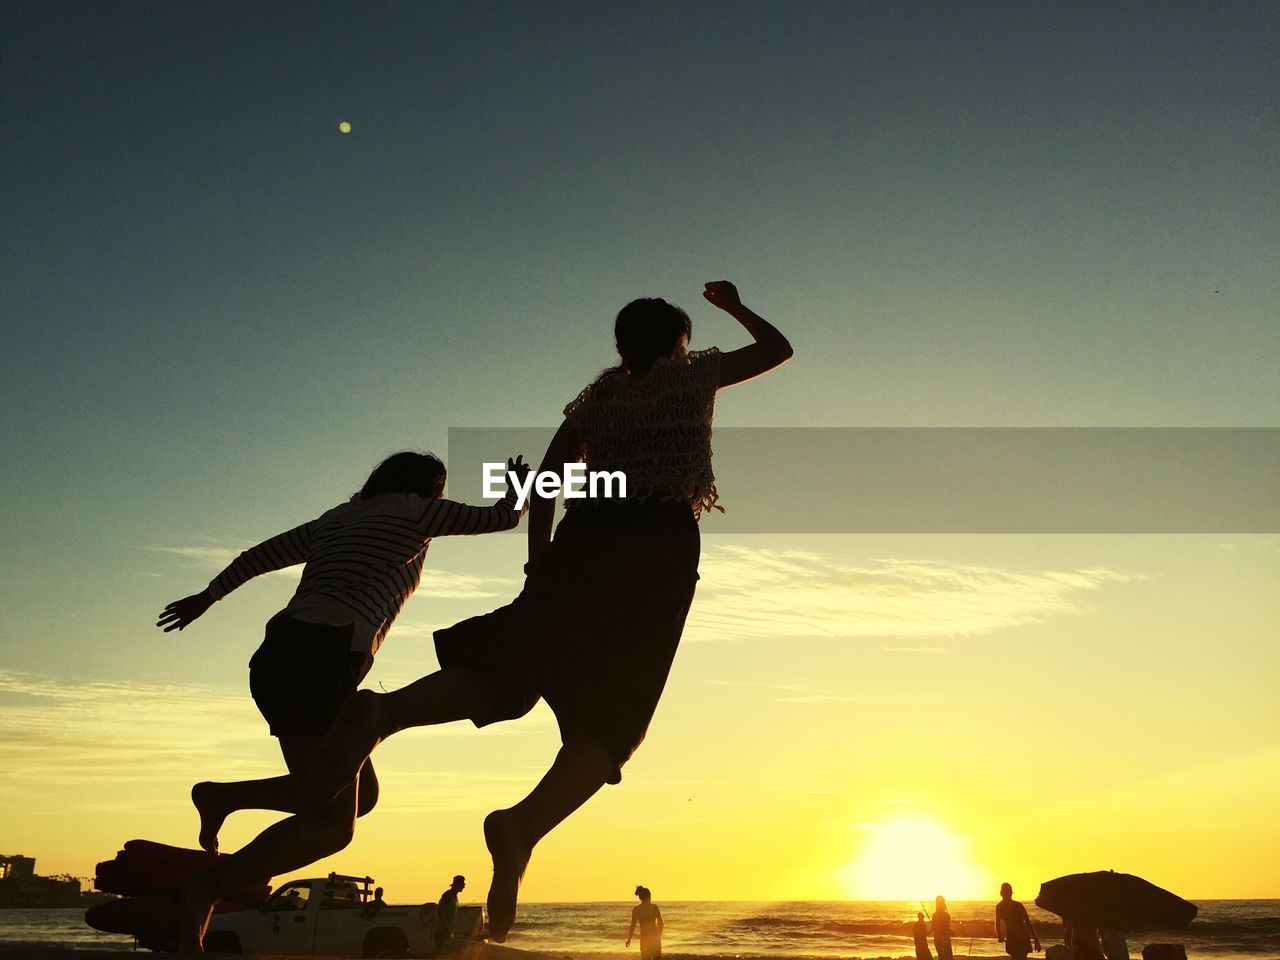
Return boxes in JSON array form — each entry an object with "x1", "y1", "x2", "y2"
[
  {"x1": 203, "y1": 932, "x2": 242, "y2": 954},
  {"x1": 362, "y1": 929, "x2": 409, "y2": 958}
]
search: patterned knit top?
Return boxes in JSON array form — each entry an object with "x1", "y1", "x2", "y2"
[{"x1": 563, "y1": 347, "x2": 722, "y2": 517}]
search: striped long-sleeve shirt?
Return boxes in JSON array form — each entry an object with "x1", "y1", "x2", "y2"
[{"x1": 208, "y1": 490, "x2": 522, "y2": 654}]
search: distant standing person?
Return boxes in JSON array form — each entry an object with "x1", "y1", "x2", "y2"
[
  {"x1": 1100, "y1": 928, "x2": 1130, "y2": 960},
  {"x1": 626, "y1": 886, "x2": 663, "y2": 960},
  {"x1": 1065, "y1": 918, "x2": 1105, "y2": 960},
  {"x1": 932, "y1": 896, "x2": 954, "y2": 960},
  {"x1": 995, "y1": 883, "x2": 1041, "y2": 959},
  {"x1": 913, "y1": 912, "x2": 934, "y2": 960},
  {"x1": 434, "y1": 875, "x2": 466, "y2": 949},
  {"x1": 363, "y1": 886, "x2": 385, "y2": 920}
]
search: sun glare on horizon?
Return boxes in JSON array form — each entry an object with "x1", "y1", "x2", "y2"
[{"x1": 838, "y1": 814, "x2": 992, "y2": 901}]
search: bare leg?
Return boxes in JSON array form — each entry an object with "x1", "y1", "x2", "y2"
[
  {"x1": 484, "y1": 739, "x2": 614, "y2": 942},
  {"x1": 192, "y1": 761, "x2": 378, "y2": 852},
  {"x1": 310, "y1": 668, "x2": 497, "y2": 800},
  {"x1": 176, "y1": 736, "x2": 362, "y2": 952}
]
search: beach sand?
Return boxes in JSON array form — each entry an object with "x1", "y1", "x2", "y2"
[{"x1": 0, "y1": 944, "x2": 567, "y2": 960}]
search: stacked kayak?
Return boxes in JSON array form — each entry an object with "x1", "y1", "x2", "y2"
[{"x1": 85, "y1": 839, "x2": 270, "y2": 952}]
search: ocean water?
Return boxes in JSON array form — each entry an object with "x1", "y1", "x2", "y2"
[
  {"x1": 504, "y1": 902, "x2": 1278, "y2": 960},
  {"x1": 1, "y1": 901, "x2": 1276, "y2": 959}
]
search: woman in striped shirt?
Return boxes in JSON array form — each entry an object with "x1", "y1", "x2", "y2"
[{"x1": 156, "y1": 450, "x2": 528, "y2": 952}]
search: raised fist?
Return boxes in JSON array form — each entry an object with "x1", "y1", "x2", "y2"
[{"x1": 702, "y1": 280, "x2": 742, "y2": 312}]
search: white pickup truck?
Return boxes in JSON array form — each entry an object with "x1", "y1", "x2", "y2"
[{"x1": 203, "y1": 873, "x2": 484, "y2": 957}]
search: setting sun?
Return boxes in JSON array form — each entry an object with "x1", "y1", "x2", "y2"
[{"x1": 839, "y1": 814, "x2": 993, "y2": 901}]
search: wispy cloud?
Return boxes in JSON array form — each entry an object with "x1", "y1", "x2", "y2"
[
  {"x1": 143, "y1": 542, "x2": 517, "y2": 599},
  {"x1": 0, "y1": 669, "x2": 273, "y2": 793},
  {"x1": 684, "y1": 545, "x2": 1145, "y2": 642},
  {"x1": 703, "y1": 677, "x2": 856, "y2": 704},
  {"x1": 148, "y1": 541, "x2": 1143, "y2": 644},
  {"x1": 419, "y1": 569, "x2": 519, "y2": 600},
  {"x1": 370, "y1": 762, "x2": 557, "y2": 813},
  {"x1": 1215, "y1": 537, "x2": 1277, "y2": 551},
  {"x1": 144, "y1": 542, "x2": 295, "y2": 580},
  {"x1": 704, "y1": 678, "x2": 813, "y2": 692},
  {"x1": 0, "y1": 669, "x2": 547, "y2": 813},
  {"x1": 883, "y1": 646, "x2": 952, "y2": 654}
]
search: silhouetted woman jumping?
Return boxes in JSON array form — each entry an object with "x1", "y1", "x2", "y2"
[
  {"x1": 157, "y1": 451, "x2": 527, "y2": 951},
  {"x1": 312, "y1": 281, "x2": 792, "y2": 940}
]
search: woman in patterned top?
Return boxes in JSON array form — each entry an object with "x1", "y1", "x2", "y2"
[{"x1": 313, "y1": 281, "x2": 792, "y2": 940}]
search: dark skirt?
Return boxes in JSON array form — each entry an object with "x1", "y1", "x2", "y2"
[
  {"x1": 249, "y1": 614, "x2": 365, "y2": 737},
  {"x1": 435, "y1": 498, "x2": 700, "y2": 783}
]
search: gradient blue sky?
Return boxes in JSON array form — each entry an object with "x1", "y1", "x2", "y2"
[{"x1": 1, "y1": 2, "x2": 1277, "y2": 899}]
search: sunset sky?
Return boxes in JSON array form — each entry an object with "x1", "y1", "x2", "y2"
[{"x1": 2, "y1": 2, "x2": 1277, "y2": 904}]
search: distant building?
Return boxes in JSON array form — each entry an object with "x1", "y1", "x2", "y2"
[
  {"x1": 0, "y1": 855, "x2": 37, "y2": 880},
  {"x1": 0, "y1": 854, "x2": 103, "y2": 907}
]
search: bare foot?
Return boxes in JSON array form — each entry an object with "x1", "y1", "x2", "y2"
[
  {"x1": 174, "y1": 870, "x2": 219, "y2": 953},
  {"x1": 191, "y1": 782, "x2": 227, "y2": 854},
  {"x1": 483, "y1": 809, "x2": 530, "y2": 943},
  {"x1": 310, "y1": 689, "x2": 386, "y2": 803}
]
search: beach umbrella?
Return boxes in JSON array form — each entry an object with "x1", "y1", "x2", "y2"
[{"x1": 1035, "y1": 871, "x2": 1197, "y2": 932}]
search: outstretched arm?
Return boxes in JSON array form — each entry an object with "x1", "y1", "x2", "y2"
[
  {"x1": 528, "y1": 419, "x2": 584, "y2": 567},
  {"x1": 703, "y1": 281, "x2": 793, "y2": 387},
  {"x1": 210, "y1": 521, "x2": 314, "y2": 598},
  {"x1": 419, "y1": 456, "x2": 530, "y2": 537},
  {"x1": 157, "y1": 520, "x2": 315, "y2": 632}
]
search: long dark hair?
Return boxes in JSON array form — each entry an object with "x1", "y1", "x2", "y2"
[
  {"x1": 594, "y1": 298, "x2": 692, "y2": 385},
  {"x1": 358, "y1": 451, "x2": 446, "y2": 499}
]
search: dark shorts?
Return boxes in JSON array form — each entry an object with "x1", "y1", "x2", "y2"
[
  {"x1": 435, "y1": 498, "x2": 700, "y2": 784},
  {"x1": 249, "y1": 614, "x2": 367, "y2": 737}
]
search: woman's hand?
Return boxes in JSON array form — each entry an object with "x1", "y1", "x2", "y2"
[
  {"x1": 157, "y1": 589, "x2": 215, "y2": 632},
  {"x1": 505, "y1": 455, "x2": 531, "y2": 497},
  {"x1": 702, "y1": 280, "x2": 743, "y2": 312}
]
